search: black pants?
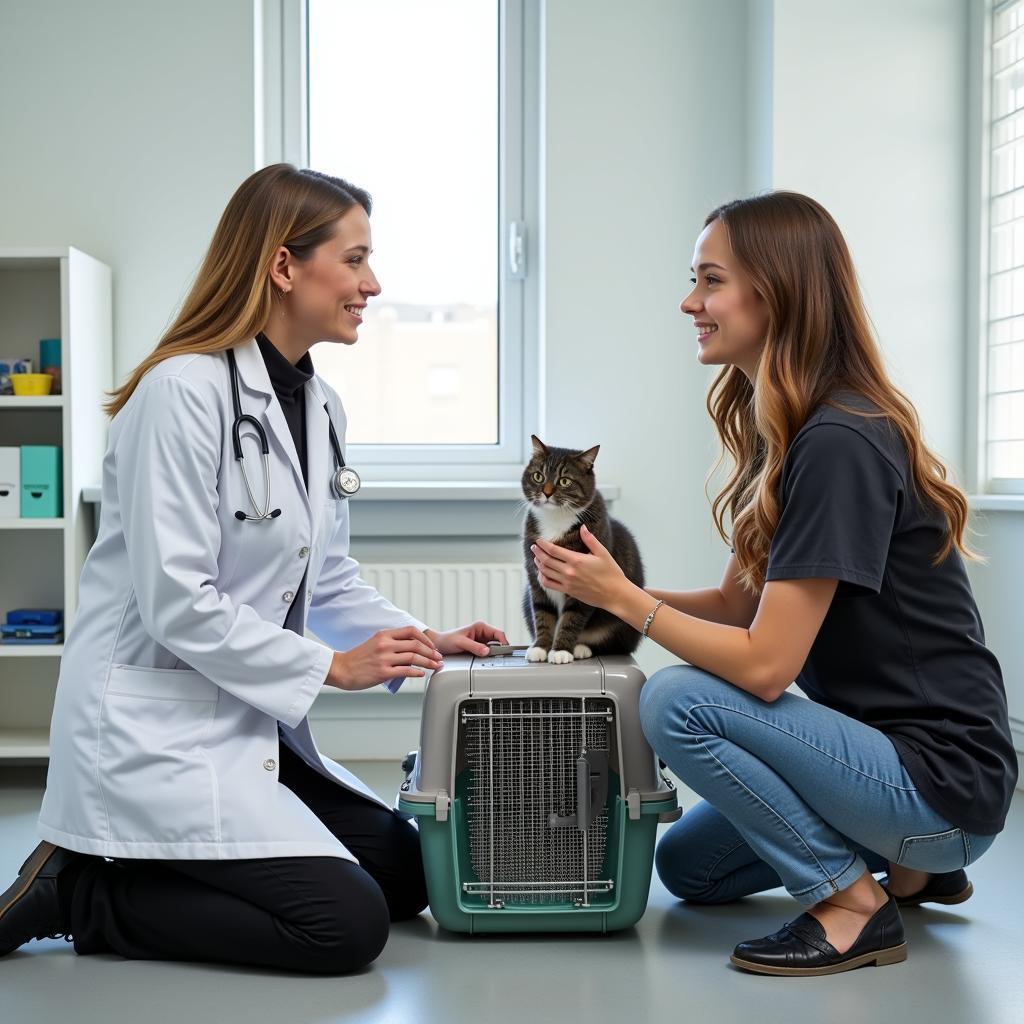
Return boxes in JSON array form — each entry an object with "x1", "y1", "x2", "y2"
[{"x1": 68, "y1": 742, "x2": 428, "y2": 973}]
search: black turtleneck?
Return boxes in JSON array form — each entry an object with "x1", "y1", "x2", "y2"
[
  {"x1": 256, "y1": 332, "x2": 313, "y2": 489},
  {"x1": 256, "y1": 333, "x2": 314, "y2": 642}
]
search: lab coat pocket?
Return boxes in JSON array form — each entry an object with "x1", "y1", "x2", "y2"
[{"x1": 98, "y1": 664, "x2": 220, "y2": 845}]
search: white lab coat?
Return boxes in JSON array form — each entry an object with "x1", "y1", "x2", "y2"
[{"x1": 37, "y1": 339, "x2": 425, "y2": 862}]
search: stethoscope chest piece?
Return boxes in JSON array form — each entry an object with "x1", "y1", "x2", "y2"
[{"x1": 332, "y1": 465, "x2": 361, "y2": 499}]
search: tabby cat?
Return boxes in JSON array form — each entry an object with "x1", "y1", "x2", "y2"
[{"x1": 521, "y1": 435, "x2": 645, "y2": 662}]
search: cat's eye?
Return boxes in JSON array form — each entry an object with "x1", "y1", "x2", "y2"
[
  {"x1": 532, "y1": 471, "x2": 544, "y2": 483},
  {"x1": 559, "y1": 477, "x2": 572, "y2": 487}
]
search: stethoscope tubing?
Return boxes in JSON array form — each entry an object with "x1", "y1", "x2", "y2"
[{"x1": 226, "y1": 347, "x2": 358, "y2": 522}]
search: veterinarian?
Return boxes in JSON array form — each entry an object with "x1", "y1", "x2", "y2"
[
  {"x1": 530, "y1": 191, "x2": 1016, "y2": 977},
  {"x1": 0, "y1": 164, "x2": 506, "y2": 972}
]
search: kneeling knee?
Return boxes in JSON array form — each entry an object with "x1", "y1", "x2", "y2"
[
  {"x1": 303, "y1": 868, "x2": 391, "y2": 974},
  {"x1": 639, "y1": 665, "x2": 727, "y2": 749},
  {"x1": 654, "y1": 841, "x2": 732, "y2": 905}
]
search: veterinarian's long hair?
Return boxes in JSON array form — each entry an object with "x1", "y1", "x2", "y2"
[
  {"x1": 705, "y1": 191, "x2": 974, "y2": 592},
  {"x1": 105, "y1": 164, "x2": 370, "y2": 417}
]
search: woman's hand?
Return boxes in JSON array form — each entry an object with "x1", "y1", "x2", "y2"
[
  {"x1": 426, "y1": 621, "x2": 510, "y2": 657},
  {"x1": 532, "y1": 525, "x2": 633, "y2": 613},
  {"x1": 326, "y1": 627, "x2": 443, "y2": 691}
]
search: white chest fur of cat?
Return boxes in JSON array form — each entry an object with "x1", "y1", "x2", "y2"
[{"x1": 532, "y1": 502, "x2": 579, "y2": 613}]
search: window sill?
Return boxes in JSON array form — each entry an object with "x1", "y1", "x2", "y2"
[
  {"x1": 352, "y1": 481, "x2": 621, "y2": 502},
  {"x1": 968, "y1": 494, "x2": 1024, "y2": 512},
  {"x1": 349, "y1": 481, "x2": 620, "y2": 537}
]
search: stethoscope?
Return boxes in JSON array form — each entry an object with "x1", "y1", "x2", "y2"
[{"x1": 227, "y1": 348, "x2": 361, "y2": 523}]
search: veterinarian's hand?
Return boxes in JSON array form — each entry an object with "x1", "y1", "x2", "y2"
[
  {"x1": 426, "y1": 622, "x2": 509, "y2": 657},
  {"x1": 327, "y1": 627, "x2": 442, "y2": 690},
  {"x1": 532, "y1": 525, "x2": 631, "y2": 611}
]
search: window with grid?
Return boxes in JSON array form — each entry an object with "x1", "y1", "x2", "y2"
[
  {"x1": 988, "y1": 0, "x2": 1024, "y2": 490},
  {"x1": 301, "y1": 0, "x2": 534, "y2": 471}
]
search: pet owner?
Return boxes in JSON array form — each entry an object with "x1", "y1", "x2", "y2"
[
  {"x1": 0, "y1": 164, "x2": 506, "y2": 973},
  {"x1": 530, "y1": 191, "x2": 1016, "y2": 977}
]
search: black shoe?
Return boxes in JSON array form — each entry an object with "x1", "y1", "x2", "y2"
[
  {"x1": 730, "y1": 895, "x2": 907, "y2": 977},
  {"x1": 881, "y1": 869, "x2": 973, "y2": 907},
  {"x1": 0, "y1": 842, "x2": 83, "y2": 956}
]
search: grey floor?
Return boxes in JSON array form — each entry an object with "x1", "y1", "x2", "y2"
[{"x1": 2, "y1": 764, "x2": 1022, "y2": 1024}]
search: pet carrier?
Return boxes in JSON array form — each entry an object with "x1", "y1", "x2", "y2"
[{"x1": 397, "y1": 645, "x2": 680, "y2": 933}]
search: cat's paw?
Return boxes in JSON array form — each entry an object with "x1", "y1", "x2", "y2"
[
  {"x1": 526, "y1": 646, "x2": 548, "y2": 662},
  {"x1": 573, "y1": 644, "x2": 593, "y2": 660},
  {"x1": 548, "y1": 649, "x2": 574, "y2": 664}
]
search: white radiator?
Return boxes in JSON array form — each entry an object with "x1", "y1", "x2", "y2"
[
  {"x1": 311, "y1": 561, "x2": 530, "y2": 756},
  {"x1": 358, "y1": 562, "x2": 531, "y2": 645}
]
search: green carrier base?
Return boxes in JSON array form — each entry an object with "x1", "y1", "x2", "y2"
[{"x1": 400, "y1": 790, "x2": 678, "y2": 934}]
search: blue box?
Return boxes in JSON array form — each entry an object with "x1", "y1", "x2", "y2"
[
  {"x1": 20, "y1": 446, "x2": 62, "y2": 518},
  {"x1": 7, "y1": 609, "x2": 63, "y2": 626}
]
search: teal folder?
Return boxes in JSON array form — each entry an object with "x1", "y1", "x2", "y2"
[{"x1": 20, "y1": 446, "x2": 62, "y2": 518}]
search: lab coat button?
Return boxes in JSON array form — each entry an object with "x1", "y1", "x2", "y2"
[
  {"x1": 263, "y1": 758, "x2": 277, "y2": 772},
  {"x1": 307, "y1": 590, "x2": 312, "y2": 601},
  {"x1": 282, "y1": 591, "x2": 294, "y2": 603},
  {"x1": 298, "y1": 546, "x2": 309, "y2": 558}
]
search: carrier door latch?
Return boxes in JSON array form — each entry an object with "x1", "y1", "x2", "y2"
[
  {"x1": 548, "y1": 750, "x2": 609, "y2": 831},
  {"x1": 435, "y1": 790, "x2": 450, "y2": 822}
]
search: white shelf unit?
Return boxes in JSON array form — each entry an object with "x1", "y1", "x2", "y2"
[{"x1": 0, "y1": 247, "x2": 112, "y2": 761}]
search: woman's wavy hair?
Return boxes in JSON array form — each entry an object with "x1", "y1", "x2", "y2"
[
  {"x1": 104, "y1": 164, "x2": 371, "y2": 417},
  {"x1": 704, "y1": 191, "x2": 975, "y2": 592}
]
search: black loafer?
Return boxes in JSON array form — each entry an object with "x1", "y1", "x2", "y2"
[
  {"x1": 881, "y1": 869, "x2": 973, "y2": 907},
  {"x1": 730, "y1": 895, "x2": 907, "y2": 977},
  {"x1": 0, "y1": 842, "x2": 83, "y2": 956}
]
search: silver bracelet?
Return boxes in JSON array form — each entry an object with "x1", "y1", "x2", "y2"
[{"x1": 641, "y1": 599, "x2": 664, "y2": 638}]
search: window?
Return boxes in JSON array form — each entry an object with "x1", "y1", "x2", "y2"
[
  {"x1": 263, "y1": 0, "x2": 538, "y2": 477},
  {"x1": 986, "y1": 0, "x2": 1024, "y2": 490}
]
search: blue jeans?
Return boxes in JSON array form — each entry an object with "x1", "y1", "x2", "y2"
[{"x1": 639, "y1": 665, "x2": 996, "y2": 907}]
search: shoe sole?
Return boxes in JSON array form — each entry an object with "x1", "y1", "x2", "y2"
[
  {"x1": 0, "y1": 842, "x2": 59, "y2": 923},
  {"x1": 895, "y1": 882, "x2": 973, "y2": 908},
  {"x1": 730, "y1": 942, "x2": 908, "y2": 977}
]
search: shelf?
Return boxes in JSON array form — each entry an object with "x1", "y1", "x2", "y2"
[
  {"x1": 0, "y1": 518, "x2": 64, "y2": 530},
  {"x1": 0, "y1": 396, "x2": 64, "y2": 408},
  {"x1": 0, "y1": 728, "x2": 50, "y2": 759},
  {"x1": 0, "y1": 644, "x2": 64, "y2": 657}
]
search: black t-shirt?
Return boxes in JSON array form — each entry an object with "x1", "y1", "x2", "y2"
[{"x1": 765, "y1": 395, "x2": 1017, "y2": 835}]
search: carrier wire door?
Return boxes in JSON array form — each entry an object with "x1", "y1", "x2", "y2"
[{"x1": 460, "y1": 695, "x2": 615, "y2": 908}]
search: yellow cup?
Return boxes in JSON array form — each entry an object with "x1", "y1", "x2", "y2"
[{"x1": 10, "y1": 373, "x2": 54, "y2": 396}]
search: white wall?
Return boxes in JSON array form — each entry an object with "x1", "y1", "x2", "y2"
[
  {"x1": 769, "y1": 0, "x2": 968, "y2": 470},
  {"x1": 0, "y1": 0, "x2": 257, "y2": 383},
  {"x1": 969, "y1": 517, "x2": 1024, "y2": 754}
]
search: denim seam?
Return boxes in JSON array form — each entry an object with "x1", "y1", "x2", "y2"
[
  {"x1": 703, "y1": 838, "x2": 751, "y2": 887},
  {"x1": 788, "y1": 853, "x2": 860, "y2": 897},
  {"x1": 690, "y1": 731, "x2": 836, "y2": 891},
  {"x1": 683, "y1": 701, "x2": 916, "y2": 793}
]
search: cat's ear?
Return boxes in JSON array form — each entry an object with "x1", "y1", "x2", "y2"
[
  {"x1": 530, "y1": 434, "x2": 548, "y2": 455},
  {"x1": 577, "y1": 444, "x2": 600, "y2": 471}
]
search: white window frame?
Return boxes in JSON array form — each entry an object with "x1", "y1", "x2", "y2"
[
  {"x1": 257, "y1": 0, "x2": 540, "y2": 482},
  {"x1": 971, "y1": 0, "x2": 1024, "y2": 495}
]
